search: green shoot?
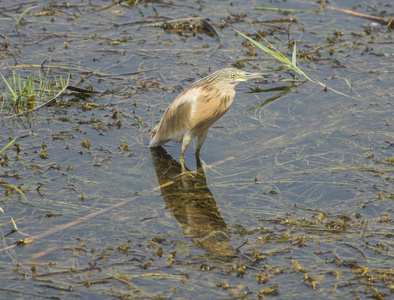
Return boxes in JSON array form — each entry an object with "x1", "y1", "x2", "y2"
[
  {"x1": 0, "y1": 137, "x2": 17, "y2": 155},
  {"x1": 1, "y1": 72, "x2": 17, "y2": 102},
  {"x1": 11, "y1": 217, "x2": 18, "y2": 231},
  {"x1": 15, "y1": 5, "x2": 39, "y2": 27},
  {"x1": 291, "y1": 42, "x2": 297, "y2": 66},
  {"x1": 231, "y1": 26, "x2": 311, "y2": 81}
]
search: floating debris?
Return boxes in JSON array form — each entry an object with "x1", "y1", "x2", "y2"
[{"x1": 144, "y1": 17, "x2": 220, "y2": 40}]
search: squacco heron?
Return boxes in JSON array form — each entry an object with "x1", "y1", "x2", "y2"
[{"x1": 149, "y1": 68, "x2": 264, "y2": 164}]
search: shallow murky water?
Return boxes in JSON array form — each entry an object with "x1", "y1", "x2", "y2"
[{"x1": 0, "y1": 0, "x2": 393, "y2": 299}]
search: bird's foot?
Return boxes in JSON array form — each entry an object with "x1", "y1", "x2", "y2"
[
  {"x1": 174, "y1": 170, "x2": 195, "y2": 179},
  {"x1": 172, "y1": 156, "x2": 195, "y2": 179}
]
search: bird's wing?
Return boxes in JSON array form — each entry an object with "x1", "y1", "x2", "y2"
[{"x1": 150, "y1": 87, "x2": 200, "y2": 146}]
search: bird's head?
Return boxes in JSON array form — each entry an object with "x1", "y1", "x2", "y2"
[
  {"x1": 192, "y1": 68, "x2": 267, "y2": 92},
  {"x1": 217, "y1": 68, "x2": 266, "y2": 87}
]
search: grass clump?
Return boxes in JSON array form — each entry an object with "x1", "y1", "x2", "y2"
[{"x1": 0, "y1": 68, "x2": 70, "y2": 115}]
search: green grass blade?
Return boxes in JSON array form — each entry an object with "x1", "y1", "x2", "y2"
[
  {"x1": 13, "y1": 70, "x2": 18, "y2": 98},
  {"x1": 224, "y1": 20, "x2": 353, "y2": 97},
  {"x1": 15, "y1": 5, "x2": 39, "y2": 27},
  {"x1": 254, "y1": 31, "x2": 312, "y2": 81},
  {"x1": 11, "y1": 217, "x2": 18, "y2": 231},
  {"x1": 43, "y1": 58, "x2": 52, "y2": 97},
  {"x1": 38, "y1": 70, "x2": 45, "y2": 97},
  {"x1": 66, "y1": 74, "x2": 70, "y2": 86},
  {"x1": 292, "y1": 43, "x2": 297, "y2": 66},
  {"x1": 16, "y1": 72, "x2": 22, "y2": 100},
  {"x1": 0, "y1": 73, "x2": 17, "y2": 101},
  {"x1": 0, "y1": 137, "x2": 17, "y2": 155},
  {"x1": 229, "y1": 25, "x2": 312, "y2": 82}
]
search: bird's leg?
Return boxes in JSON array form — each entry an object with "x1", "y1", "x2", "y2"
[
  {"x1": 179, "y1": 133, "x2": 193, "y2": 176},
  {"x1": 195, "y1": 130, "x2": 208, "y2": 158},
  {"x1": 193, "y1": 130, "x2": 209, "y2": 176},
  {"x1": 195, "y1": 155, "x2": 207, "y2": 181},
  {"x1": 180, "y1": 156, "x2": 186, "y2": 174}
]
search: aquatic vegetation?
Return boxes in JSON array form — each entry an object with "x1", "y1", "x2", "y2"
[{"x1": 1, "y1": 68, "x2": 70, "y2": 115}]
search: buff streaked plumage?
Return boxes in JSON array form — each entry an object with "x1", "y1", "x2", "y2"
[{"x1": 149, "y1": 68, "x2": 264, "y2": 163}]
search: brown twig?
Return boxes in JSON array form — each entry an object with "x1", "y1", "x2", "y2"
[
  {"x1": 343, "y1": 242, "x2": 368, "y2": 261},
  {"x1": 326, "y1": 6, "x2": 393, "y2": 27},
  {"x1": 4, "y1": 32, "x2": 18, "y2": 65},
  {"x1": 9, "y1": 194, "x2": 141, "y2": 249},
  {"x1": 332, "y1": 250, "x2": 341, "y2": 266},
  {"x1": 361, "y1": 220, "x2": 368, "y2": 240}
]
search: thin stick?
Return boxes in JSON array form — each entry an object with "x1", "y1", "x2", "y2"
[
  {"x1": 326, "y1": 6, "x2": 393, "y2": 26},
  {"x1": 361, "y1": 220, "x2": 368, "y2": 240},
  {"x1": 13, "y1": 195, "x2": 140, "y2": 247},
  {"x1": 4, "y1": 32, "x2": 18, "y2": 65},
  {"x1": 343, "y1": 242, "x2": 368, "y2": 261}
]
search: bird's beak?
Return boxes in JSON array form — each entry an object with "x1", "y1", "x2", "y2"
[{"x1": 236, "y1": 72, "x2": 267, "y2": 81}]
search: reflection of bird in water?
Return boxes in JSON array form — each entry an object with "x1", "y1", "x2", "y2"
[
  {"x1": 150, "y1": 146, "x2": 235, "y2": 260},
  {"x1": 149, "y1": 68, "x2": 264, "y2": 170}
]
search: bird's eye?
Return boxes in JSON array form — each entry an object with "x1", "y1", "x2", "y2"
[{"x1": 231, "y1": 73, "x2": 236, "y2": 78}]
